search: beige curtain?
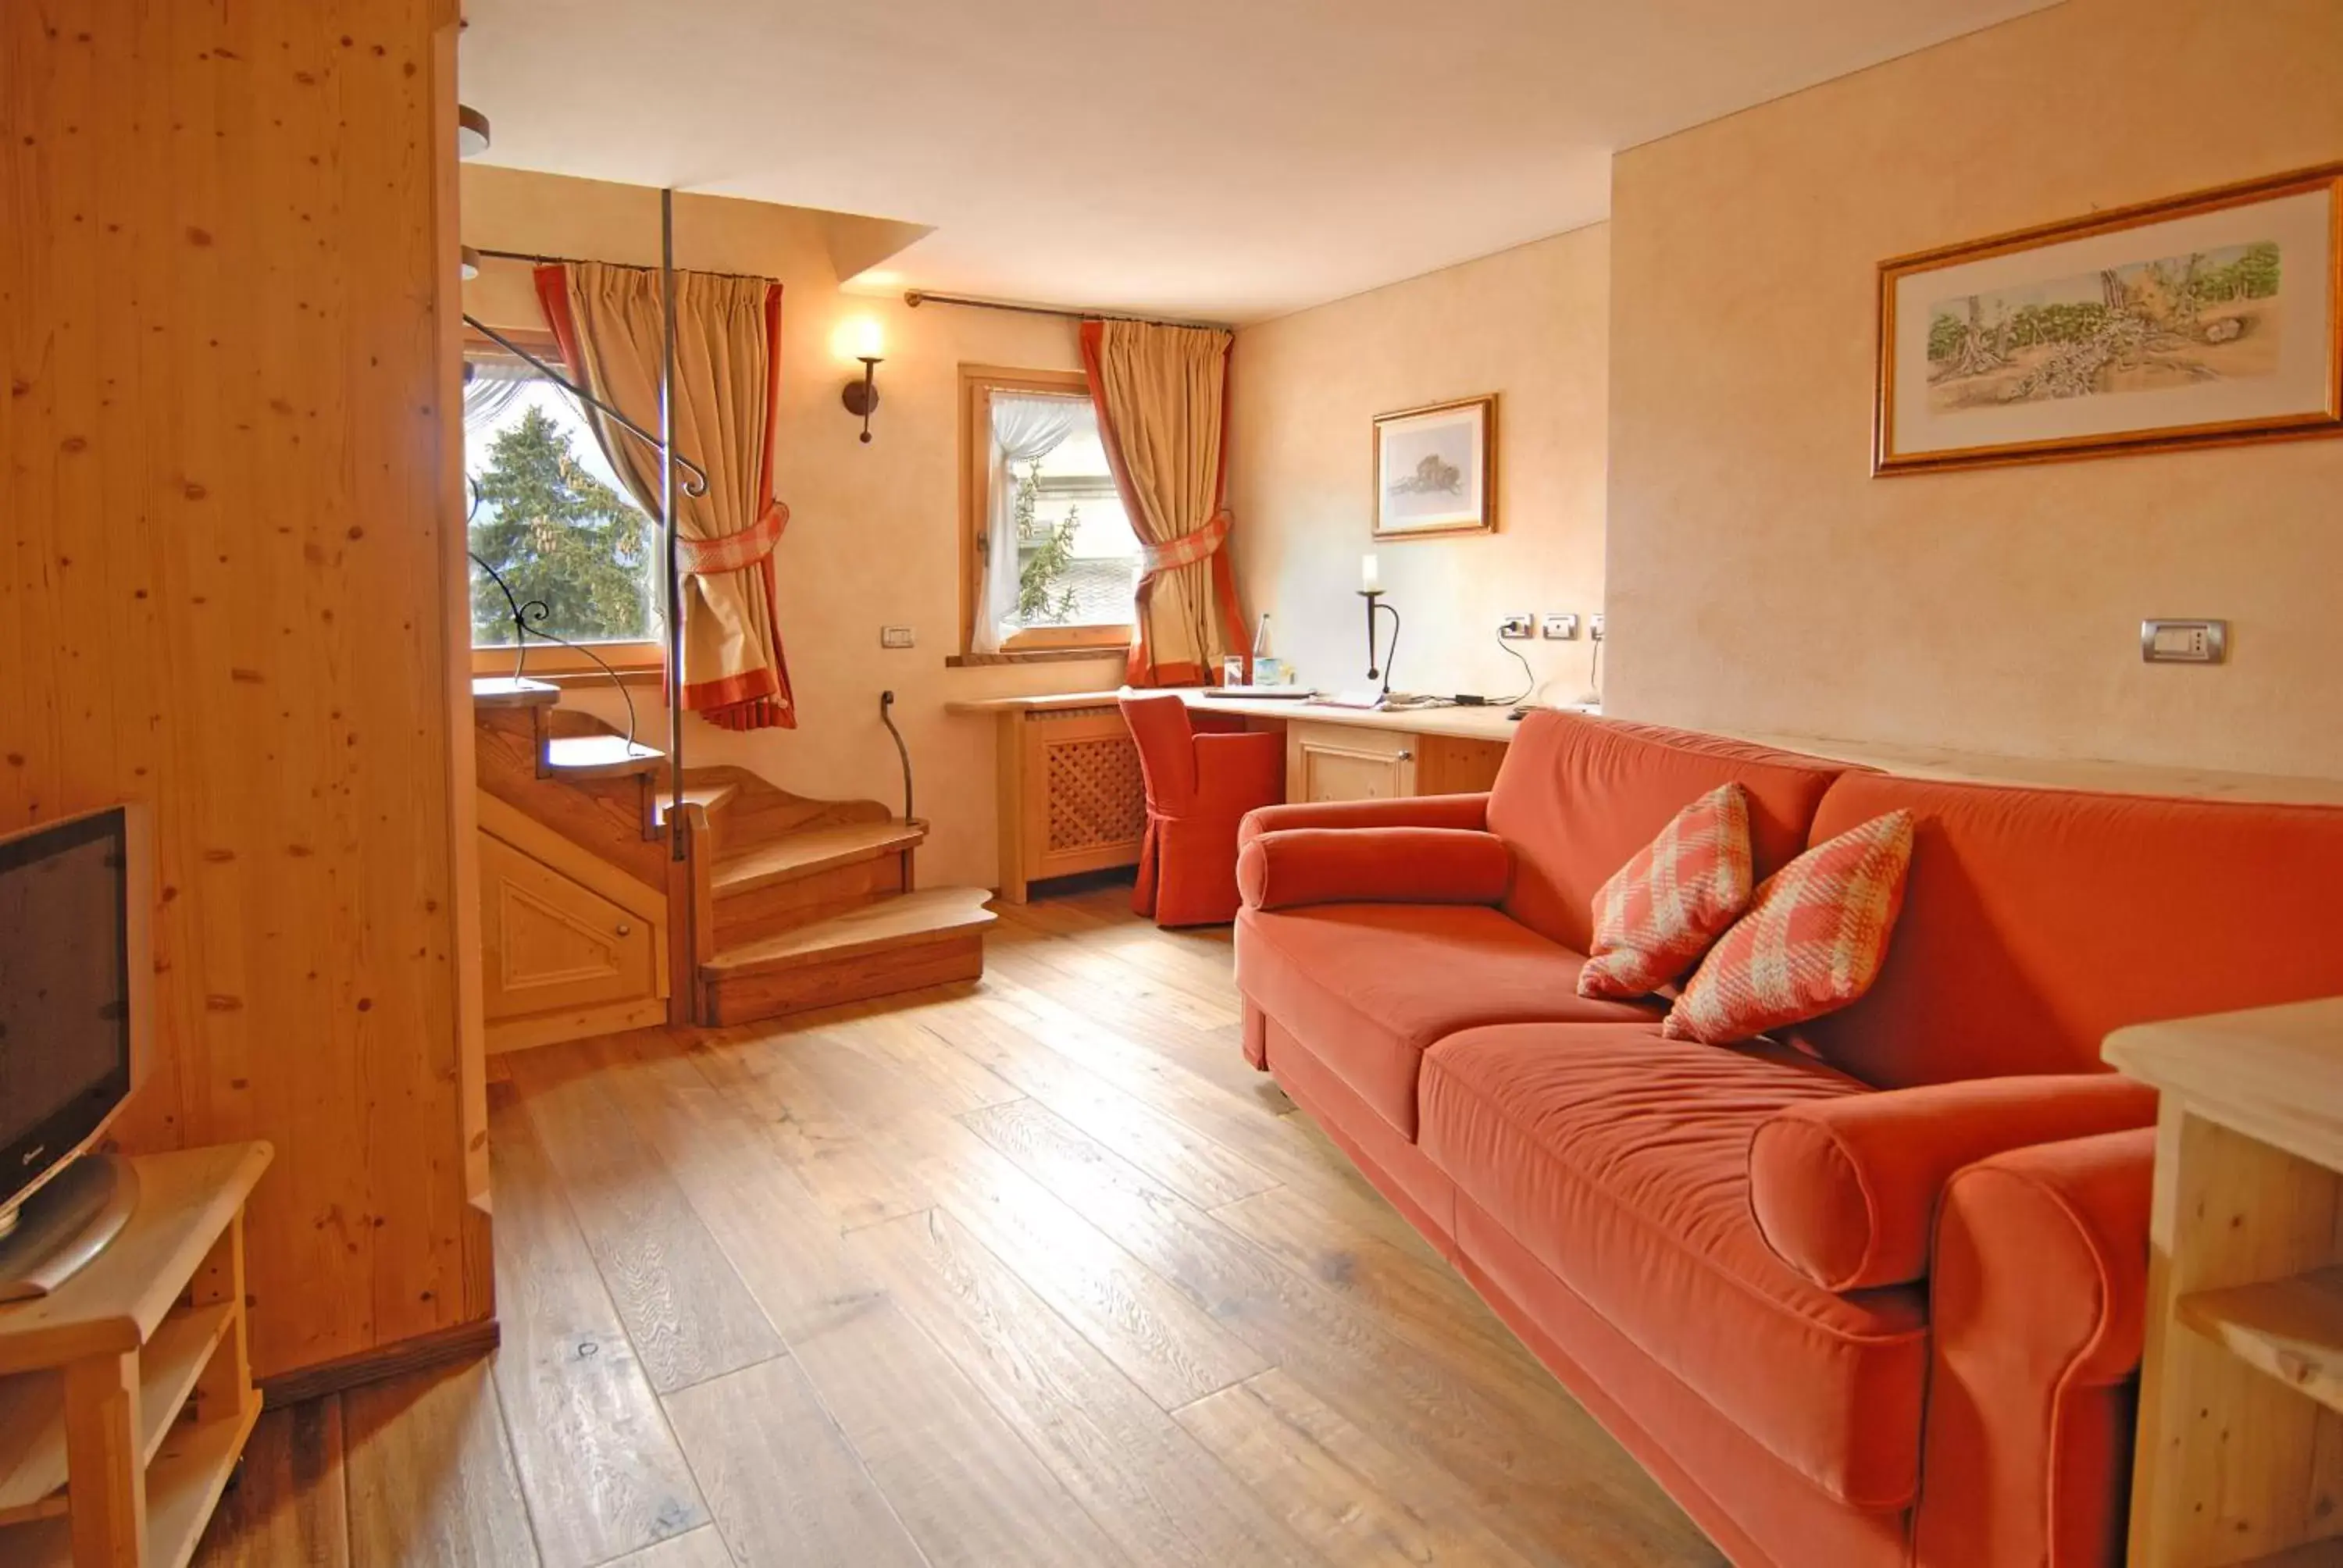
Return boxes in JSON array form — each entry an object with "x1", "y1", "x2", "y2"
[
  {"x1": 535, "y1": 262, "x2": 794, "y2": 729},
  {"x1": 1082, "y1": 319, "x2": 1246, "y2": 687}
]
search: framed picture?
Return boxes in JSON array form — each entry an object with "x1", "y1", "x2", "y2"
[
  {"x1": 1373, "y1": 394, "x2": 1496, "y2": 538},
  {"x1": 1875, "y1": 165, "x2": 2343, "y2": 475}
]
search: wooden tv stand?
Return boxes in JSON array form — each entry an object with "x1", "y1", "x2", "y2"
[{"x1": 0, "y1": 1142, "x2": 272, "y2": 1566}]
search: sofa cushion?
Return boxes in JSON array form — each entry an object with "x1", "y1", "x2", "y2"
[
  {"x1": 1800, "y1": 773, "x2": 2343, "y2": 1087},
  {"x1": 1418, "y1": 1021, "x2": 1930, "y2": 1509},
  {"x1": 1579, "y1": 782, "x2": 1753, "y2": 1000},
  {"x1": 1234, "y1": 903, "x2": 1659, "y2": 1140},
  {"x1": 1487, "y1": 713, "x2": 1851, "y2": 953},
  {"x1": 1664, "y1": 810, "x2": 1914, "y2": 1045}
]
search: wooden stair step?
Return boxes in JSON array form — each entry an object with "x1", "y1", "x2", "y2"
[
  {"x1": 711, "y1": 820, "x2": 926, "y2": 898},
  {"x1": 704, "y1": 887, "x2": 996, "y2": 978},
  {"x1": 470, "y1": 675, "x2": 561, "y2": 708},
  {"x1": 543, "y1": 734, "x2": 664, "y2": 779},
  {"x1": 653, "y1": 780, "x2": 740, "y2": 827}
]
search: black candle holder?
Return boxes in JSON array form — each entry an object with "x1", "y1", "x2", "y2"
[{"x1": 1359, "y1": 590, "x2": 1400, "y2": 702}]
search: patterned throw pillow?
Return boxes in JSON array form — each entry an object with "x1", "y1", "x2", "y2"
[
  {"x1": 1662, "y1": 811, "x2": 1916, "y2": 1046},
  {"x1": 1578, "y1": 783, "x2": 1754, "y2": 1000}
]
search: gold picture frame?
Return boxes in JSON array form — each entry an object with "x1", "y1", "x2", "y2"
[
  {"x1": 1874, "y1": 164, "x2": 2343, "y2": 476},
  {"x1": 1372, "y1": 394, "x2": 1497, "y2": 539}
]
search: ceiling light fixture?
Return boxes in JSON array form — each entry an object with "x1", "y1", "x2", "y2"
[
  {"x1": 459, "y1": 245, "x2": 481, "y2": 281},
  {"x1": 457, "y1": 105, "x2": 491, "y2": 159}
]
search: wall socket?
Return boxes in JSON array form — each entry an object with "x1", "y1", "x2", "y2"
[
  {"x1": 1590, "y1": 614, "x2": 1606, "y2": 641},
  {"x1": 2140, "y1": 618, "x2": 2225, "y2": 664},
  {"x1": 1541, "y1": 614, "x2": 1579, "y2": 640},
  {"x1": 1499, "y1": 615, "x2": 1535, "y2": 640},
  {"x1": 879, "y1": 625, "x2": 915, "y2": 650}
]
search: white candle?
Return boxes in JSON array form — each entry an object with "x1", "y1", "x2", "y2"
[{"x1": 1361, "y1": 554, "x2": 1380, "y2": 593}]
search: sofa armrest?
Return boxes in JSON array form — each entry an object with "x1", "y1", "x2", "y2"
[
  {"x1": 1749, "y1": 1074, "x2": 2158, "y2": 1291},
  {"x1": 1192, "y1": 731, "x2": 1285, "y2": 814},
  {"x1": 1237, "y1": 827, "x2": 1511, "y2": 911},
  {"x1": 1236, "y1": 792, "x2": 1492, "y2": 850},
  {"x1": 1913, "y1": 1128, "x2": 2154, "y2": 1568}
]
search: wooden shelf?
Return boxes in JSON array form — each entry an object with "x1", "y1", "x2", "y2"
[
  {"x1": 0, "y1": 1301, "x2": 234, "y2": 1525},
  {"x1": 11, "y1": 1399, "x2": 260, "y2": 1568},
  {"x1": 0, "y1": 1142, "x2": 269, "y2": 1565},
  {"x1": 2179, "y1": 1266, "x2": 2343, "y2": 1418}
]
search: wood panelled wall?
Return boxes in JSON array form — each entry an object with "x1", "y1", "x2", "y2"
[{"x1": 1, "y1": 0, "x2": 487, "y2": 1379}]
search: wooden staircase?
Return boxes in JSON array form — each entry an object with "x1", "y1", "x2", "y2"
[{"x1": 469, "y1": 676, "x2": 996, "y2": 1049}]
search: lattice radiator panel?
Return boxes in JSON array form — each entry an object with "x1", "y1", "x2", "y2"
[{"x1": 1043, "y1": 734, "x2": 1147, "y2": 855}]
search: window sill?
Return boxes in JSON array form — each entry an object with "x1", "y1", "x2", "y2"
[{"x1": 946, "y1": 648, "x2": 1129, "y2": 668}]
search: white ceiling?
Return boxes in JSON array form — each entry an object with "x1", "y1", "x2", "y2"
[{"x1": 462, "y1": 0, "x2": 2059, "y2": 323}]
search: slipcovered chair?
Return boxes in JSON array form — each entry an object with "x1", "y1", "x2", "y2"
[{"x1": 1119, "y1": 693, "x2": 1285, "y2": 926}]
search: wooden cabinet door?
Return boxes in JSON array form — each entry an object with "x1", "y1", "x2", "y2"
[
  {"x1": 1286, "y1": 722, "x2": 1418, "y2": 804},
  {"x1": 478, "y1": 825, "x2": 665, "y2": 1050}
]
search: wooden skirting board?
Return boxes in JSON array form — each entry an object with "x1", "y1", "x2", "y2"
[{"x1": 257, "y1": 1318, "x2": 501, "y2": 1409}]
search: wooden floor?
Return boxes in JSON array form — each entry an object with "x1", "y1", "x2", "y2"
[{"x1": 194, "y1": 883, "x2": 1724, "y2": 1567}]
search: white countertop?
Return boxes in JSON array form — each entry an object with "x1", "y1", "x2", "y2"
[
  {"x1": 943, "y1": 687, "x2": 1560, "y2": 743},
  {"x1": 943, "y1": 690, "x2": 2343, "y2": 806}
]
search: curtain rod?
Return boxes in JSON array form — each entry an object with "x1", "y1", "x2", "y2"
[
  {"x1": 470, "y1": 245, "x2": 776, "y2": 284},
  {"x1": 902, "y1": 290, "x2": 1229, "y2": 333}
]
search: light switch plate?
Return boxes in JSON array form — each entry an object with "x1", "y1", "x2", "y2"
[
  {"x1": 1541, "y1": 614, "x2": 1579, "y2": 640},
  {"x1": 2140, "y1": 618, "x2": 2226, "y2": 664},
  {"x1": 879, "y1": 625, "x2": 915, "y2": 650},
  {"x1": 1499, "y1": 615, "x2": 1535, "y2": 640}
]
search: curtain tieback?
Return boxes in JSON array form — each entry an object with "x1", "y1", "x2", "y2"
[
  {"x1": 676, "y1": 501, "x2": 790, "y2": 576},
  {"x1": 1137, "y1": 509, "x2": 1231, "y2": 580}
]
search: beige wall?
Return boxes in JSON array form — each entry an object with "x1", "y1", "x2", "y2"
[
  {"x1": 1229, "y1": 226, "x2": 1611, "y2": 702},
  {"x1": 1607, "y1": 0, "x2": 2343, "y2": 777},
  {"x1": 460, "y1": 166, "x2": 1125, "y2": 889}
]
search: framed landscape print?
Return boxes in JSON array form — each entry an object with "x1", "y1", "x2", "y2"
[
  {"x1": 1373, "y1": 394, "x2": 1496, "y2": 538},
  {"x1": 1875, "y1": 166, "x2": 2343, "y2": 475}
]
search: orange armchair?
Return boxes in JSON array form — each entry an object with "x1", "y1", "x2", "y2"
[{"x1": 1120, "y1": 694, "x2": 1285, "y2": 926}]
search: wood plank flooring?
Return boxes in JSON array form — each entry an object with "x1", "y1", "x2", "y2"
[{"x1": 194, "y1": 883, "x2": 1724, "y2": 1567}]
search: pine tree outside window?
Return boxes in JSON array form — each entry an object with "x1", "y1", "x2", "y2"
[{"x1": 463, "y1": 336, "x2": 664, "y2": 677}]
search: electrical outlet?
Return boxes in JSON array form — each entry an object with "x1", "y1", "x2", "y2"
[
  {"x1": 879, "y1": 625, "x2": 915, "y2": 650},
  {"x1": 1589, "y1": 614, "x2": 1606, "y2": 642},
  {"x1": 2140, "y1": 618, "x2": 2225, "y2": 664},
  {"x1": 1541, "y1": 614, "x2": 1578, "y2": 640},
  {"x1": 1499, "y1": 615, "x2": 1534, "y2": 640}
]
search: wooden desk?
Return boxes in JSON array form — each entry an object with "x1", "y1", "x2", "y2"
[
  {"x1": 0, "y1": 1142, "x2": 272, "y2": 1567},
  {"x1": 945, "y1": 690, "x2": 1561, "y2": 902},
  {"x1": 2105, "y1": 1001, "x2": 2343, "y2": 1566}
]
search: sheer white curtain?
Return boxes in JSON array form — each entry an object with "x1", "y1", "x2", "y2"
[
  {"x1": 974, "y1": 392, "x2": 1084, "y2": 654},
  {"x1": 462, "y1": 361, "x2": 530, "y2": 433}
]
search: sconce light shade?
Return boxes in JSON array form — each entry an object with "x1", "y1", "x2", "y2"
[
  {"x1": 458, "y1": 244, "x2": 482, "y2": 282},
  {"x1": 457, "y1": 105, "x2": 492, "y2": 159},
  {"x1": 831, "y1": 317, "x2": 886, "y2": 363}
]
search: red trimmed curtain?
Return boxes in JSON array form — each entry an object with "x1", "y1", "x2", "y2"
[
  {"x1": 1082, "y1": 319, "x2": 1246, "y2": 687},
  {"x1": 534, "y1": 263, "x2": 796, "y2": 730}
]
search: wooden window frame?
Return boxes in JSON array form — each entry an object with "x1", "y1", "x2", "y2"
[
  {"x1": 957, "y1": 365, "x2": 1133, "y2": 663},
  {"x1": 464, "y1": 327, "x2": 665, "y2": 679}
]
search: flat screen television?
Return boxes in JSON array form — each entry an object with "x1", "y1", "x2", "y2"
[{"x1": 0, "y1": 804, "x2": 152, "y2": 1294}]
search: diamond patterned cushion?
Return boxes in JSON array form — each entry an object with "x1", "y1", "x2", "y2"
[
  {"x1": 1664, "y1": 811, "x2": 1916, "y2": 1046},
  {"x1": 1578, "y1": 783, "x2": 1755, "y2": 1000}
]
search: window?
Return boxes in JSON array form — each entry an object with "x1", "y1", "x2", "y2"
[
  {"x1": 959, "y1": 366, "x2": 1141, "y2": 658},
  {"x1": 464, "y1": 331, "x2": 662, "y2": 673}
]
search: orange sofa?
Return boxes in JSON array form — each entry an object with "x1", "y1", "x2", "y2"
[{"x1": 1232, "y1": 711, "x2": 2343, "y2": 1568}]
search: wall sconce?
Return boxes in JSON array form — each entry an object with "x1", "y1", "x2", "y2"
[
  {"x1": 834, "y1": 317, "x2": 885, "y2": 444},
  {"x1": 457, "y1": 105, "x2": 492, "y2": 159},
  {"x1": 459, "y1": 245, "x2": 482, "y2": 281}
]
